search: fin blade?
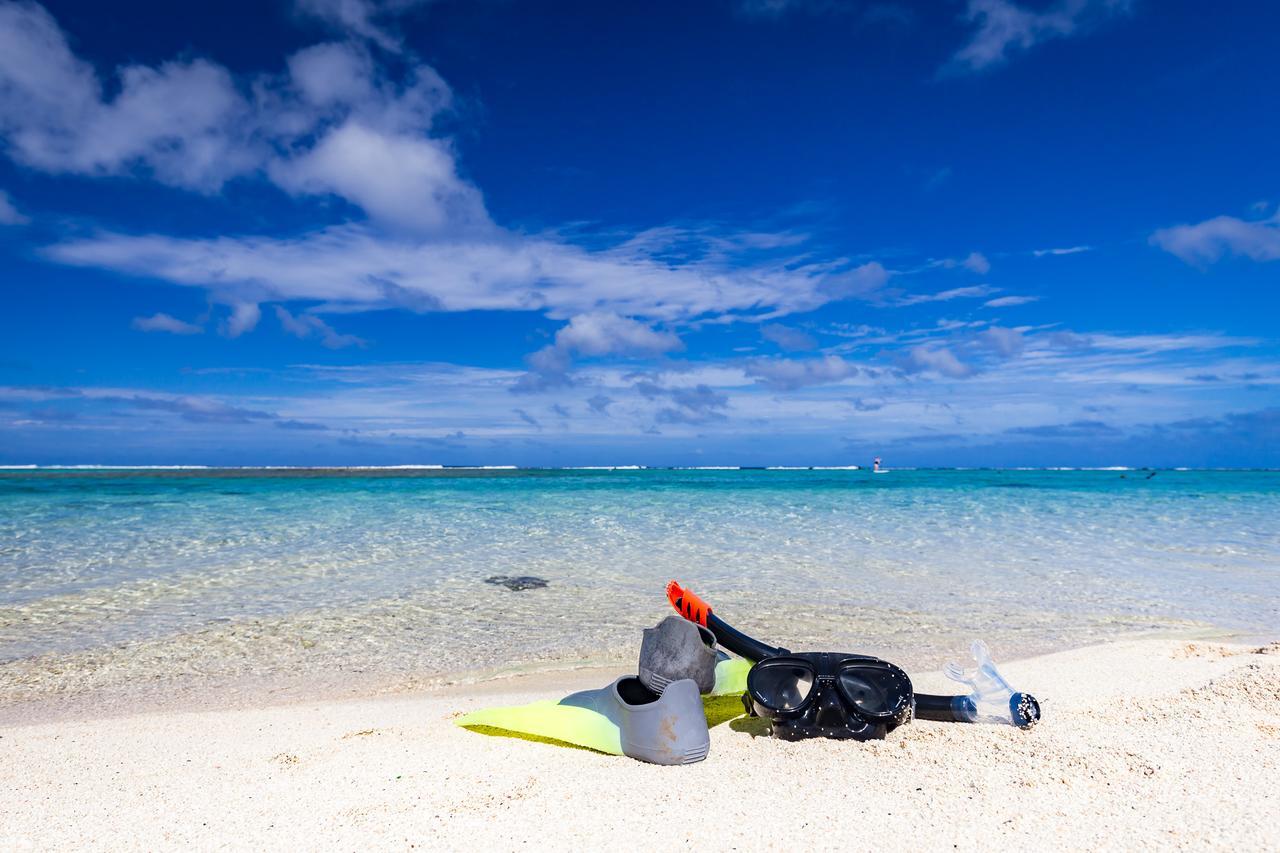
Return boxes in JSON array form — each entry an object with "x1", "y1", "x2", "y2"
[{"x1": 456, "y1": 700, "x2": 623, "y2": 755}]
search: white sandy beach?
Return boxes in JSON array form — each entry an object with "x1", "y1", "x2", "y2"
[{"x1": 2, "y1": 638, "x2": 1278, "y2": 851}]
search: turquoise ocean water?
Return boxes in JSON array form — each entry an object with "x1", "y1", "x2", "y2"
[{"x1": 1, "y1": 468, "x2": 1277, "y2": 717}]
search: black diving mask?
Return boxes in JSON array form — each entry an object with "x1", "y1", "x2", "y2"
[{"x1": 744, "y1": 652, "x2": 914, "y2": 741}]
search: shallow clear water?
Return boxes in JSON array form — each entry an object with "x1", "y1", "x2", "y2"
[{"x1": 1, "y1": 468, "x2": 1277, "y2": 713}]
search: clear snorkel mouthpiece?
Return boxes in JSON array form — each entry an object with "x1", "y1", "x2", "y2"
[{"x1": 943, "y1": 641, "x2": 1041, "y2": 729}]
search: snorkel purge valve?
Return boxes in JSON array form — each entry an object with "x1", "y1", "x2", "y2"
[
  {"x1": 920, "y1": 640, "x2": 1042, "y2": 729},
  {"x1": 667, "y1": 580, "x2": 1041, "y2": 740}
]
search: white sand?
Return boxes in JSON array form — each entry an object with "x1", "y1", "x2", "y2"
[{"x1": 2, "y1": 638, "x2": 1278, "y2": 851}]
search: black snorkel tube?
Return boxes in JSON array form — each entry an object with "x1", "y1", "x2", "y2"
[
  {"x1": 666, "y1": 581, "x2": 784, "y2": 662},
  {"x1": 708, "y1": 610, "x2": 787, "y2": 663},
  {"x1": 666, "y1": 580, "x2": 1040, "y2": 729}
]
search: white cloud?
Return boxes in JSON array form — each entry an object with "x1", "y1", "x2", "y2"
[
  {"x1": 286, "y1": 41, "x2": 376, "y2": 106},
  {"x1": 0, "y1": 3, "x2": 257, "y2": 191},
  {"x1": 928, "y1": 251, "x2": 991, "y2": 274},
  {"x1": 0, "y1": 188, "x2": 27, "y2": 224},
  {"x1": 745, "y1": 355, "x2": 860, "y2": 390},
  {"x1": 0, "y1": 4, "x2": 470, "y2": 226},
  {"x1": 554, "y1": 312, "x2": 682, "y2": 358},
  {"x1": 900, "y1": 346, "x2": 974, "y2": 378},
  {"x1": 131, "y1": 313, "x2": 203, "y2": 335},
  {"x1": 760, "y1": 324, "x2": 818, "y2": 352},
  {"x1": 515, "y1": 312, "x2": 684, "y2": 392},
  {"x1": 0, "y1": 3, "x2": 110, "y2": 165},
  {"x1": 1080, "y1": 332, "x2": 1258, "y2": 353},
  {"x1": 961, "y1": 251, "x2": 990, "y2": 274},
  {"x1": 222, "y1": 303, "x2": 262, "y2": 338},
  {"x1": 950, "y1": 0, "x2": 1132, "y2": 73},
  {"x1": 269, "y1": 120, "x2": 488, "y2": 234},
  {"x1": 1150, "y1": 212, "x2": 1280, "y2": 266},
  {"x1": 45, "y1": 224, "x2": 893, "y2": 326},
  {"x1": 977, "y1": 325, "x2": 1024, "y2": 357},
  {"x1": 983, "y1": 295, "x2": 1039, "y2": 308}
]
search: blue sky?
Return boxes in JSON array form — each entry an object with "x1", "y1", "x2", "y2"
[{"x1": 0, "y1": 0, "x2": 1276, "y2": 466}]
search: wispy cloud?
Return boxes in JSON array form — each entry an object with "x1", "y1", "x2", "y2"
[
  {"x1": 920, "y1": 251, "x2": 990, "y2": 274},
  {"x1": 514, "y1": 312, "x2": 684, "y2": 392},
  {"x1": 274, "y1": 306, "x2": 366, "y2": 349},
  {"x1": 948, "y1": 0, "x2": 1133, "y2": 73},
  {"x1": 895, "y1": 284, "x2": 998, "y2": 307},
  {"x1": 276, "y1": 418, "x2": 329, "y2": 431},
  {"x1": 983, "y1": 295, "x2": 1039, "y2": 308},
  {"x1": 745, "y1": 355, "x2": 860, "y2": 390},
  {"x1": 977, "y1": 325, "x2": 1024, "y2": 357},
  {"x1": 45, "y1": 225, "x2": 897, "y2": 332},
  {"x1": 512, "y1": 408, "x2": 542, "y2": 430},
  {"x1": 1032, "y1": 245, "x2": 1091, "y2": 257},
  {"x1": 1005, "y1": 418, "x2": 1120, "y2": 438},
  {"x1": 0, "y1": 188, "x2": 28, "y2": 224},
  {"x1": 292, "y1": 0, "x2": 429, "y2": 52},
  {"x1": 131, "y1": 313, "x2": 203, "y2": 335},
  {"x1": 760, "y1": 324, "x2": 818, "y2": 352},
  {"x1": 116, "y1": 395, "x2": 276, "y2": 424},
  {"x1": 1150, "y1": 212, "x2": 1280, "y2": 266}
]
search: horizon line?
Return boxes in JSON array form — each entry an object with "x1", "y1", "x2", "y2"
[{"x1": 3, "y1": 465, "x2": 1278, "y2": 473}]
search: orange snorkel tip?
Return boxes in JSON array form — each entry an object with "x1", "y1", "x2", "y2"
[{"x1": 666, "y1": 580, "x2": 712, "y2": 626}]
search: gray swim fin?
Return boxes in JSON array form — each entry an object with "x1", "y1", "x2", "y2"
[
  {"x1": 457, "y1": 676, "x2": 710, "y2": 765},
  {"x1": 639, "y1": 615, "x2": 718, "y2": 694}
]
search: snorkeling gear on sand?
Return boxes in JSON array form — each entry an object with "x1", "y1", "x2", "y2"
[
  {"x1": 458, "y1": 584, "x2": 1038, "y2": 760},
  {"x1": 667, "y1": 580, "x2": 1040, "y2": 740},
  {"x1": 456, "y1": 615, "x2": 736, "y2": 764}
]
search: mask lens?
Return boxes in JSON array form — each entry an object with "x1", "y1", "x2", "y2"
[
  {"x1": 837, "y1": 663, "x2": 906, "y2": 719},
  {"x1": 751, "y1": 661, "x2": 815, "y2": 712}
]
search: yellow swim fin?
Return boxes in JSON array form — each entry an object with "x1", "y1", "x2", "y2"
[{"x1": 457, "y1": 676, "x2": 711, "y2": 764}]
